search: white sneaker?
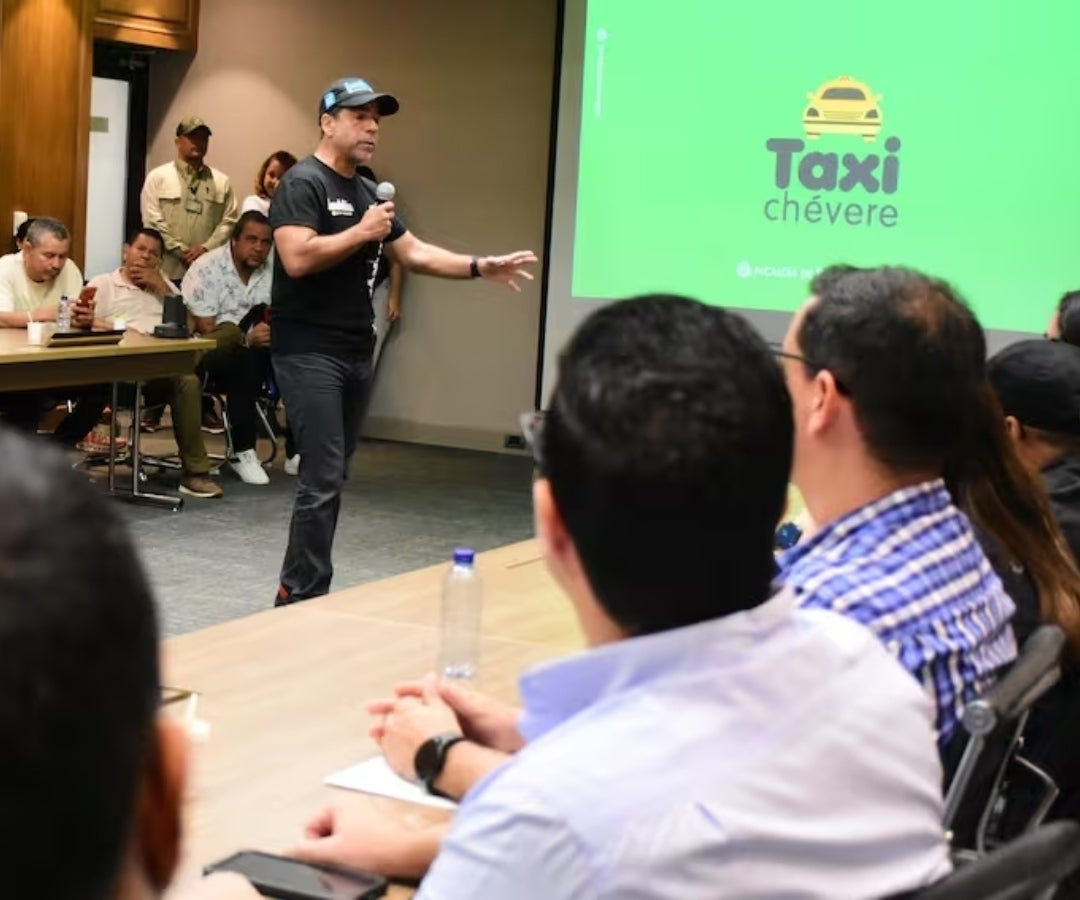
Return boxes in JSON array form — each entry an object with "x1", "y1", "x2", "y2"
[
  {"x1": 284, "y1": 453, "x2": 300, "y2": 476},
  {"x1": 229, "y1": 448, "x2": 270, "y2": 485}
]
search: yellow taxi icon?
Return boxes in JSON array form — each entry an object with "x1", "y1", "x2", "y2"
[{"x1": 803, "y1": 76, "x2": 883, "y2": 142}]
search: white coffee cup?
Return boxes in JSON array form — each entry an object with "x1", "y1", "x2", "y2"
[{"x1": 27, "y1": 322, "x2": 53, "y2": 345}]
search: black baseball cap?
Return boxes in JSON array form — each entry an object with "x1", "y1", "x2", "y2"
[
  {"x1": 988, "y1": 339, "x2": 1080, "y2": 436},
  {"x1": 319, "y1": 77, "x2": 399, "y2": 119}
]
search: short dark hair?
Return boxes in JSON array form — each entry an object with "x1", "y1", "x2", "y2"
[
  {"x1": 126, "y1": 226, "x2": 165, "y2": 255},
  {"x1": 24, "y1": 216, "x2": 69, "y2": 247},
  {"x1": 231, "y1": 210, "x2": 270, "y2": 241},
  {"x1": 13, "y1": 216, "x2": 37, "y2": 249},
  {"x1": 540, "y1": 295, "x2": 793, "y2": 634},
  {"x1": 1057, "y1": 290, "x2": 1080, "y2": 346},
  {"x1": 799, "y1": 265, "x2": 986, "y2": 473},
  {"x1": 0, "y1": 429, "x2": 160, "y2": 899}
]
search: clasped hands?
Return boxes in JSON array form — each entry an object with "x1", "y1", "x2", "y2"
[
  {"x1": 369, "y1": 673, "x2": 524, "y2": 782},
  {"x1": 287, "y1": 676, "x2": 524, "y2": 879}
]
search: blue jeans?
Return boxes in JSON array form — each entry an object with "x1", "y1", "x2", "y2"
[{"x1": 272, "y1": 352, "x2": 374, "y2": 603}]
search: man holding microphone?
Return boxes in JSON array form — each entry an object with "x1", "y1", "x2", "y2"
[{"x1": 270, "y1": 77, "x2": 536, "y2": 605}]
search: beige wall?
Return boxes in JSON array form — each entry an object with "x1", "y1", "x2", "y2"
[{"x1": 147, "y1": 0, "x2": 556, "y2": 451}]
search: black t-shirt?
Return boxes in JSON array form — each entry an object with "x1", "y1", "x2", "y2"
[
  {"x1": 974, "y1": 457, "x2": 1080, "y2": 829},
  {"x1": 270, "y1": 155, "x2": 406, "y2": 358},
  {"x1": 1043, "y1": 455, "x2": 1080, "y2": 566}
]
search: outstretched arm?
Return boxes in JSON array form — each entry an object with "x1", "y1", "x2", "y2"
[{"x1": 387, "y1": 232, "x2": 537, "y2": 292}]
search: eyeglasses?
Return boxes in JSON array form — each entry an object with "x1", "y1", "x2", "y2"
[
  {"x1": 768, "y1": 342, "x2": 851, "y2": 395},
  {"x1": 518, "y1": 410, "x2": 546, "y2": 470}
]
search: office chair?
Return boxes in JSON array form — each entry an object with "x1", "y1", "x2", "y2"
[
  {"x1": 122, "y1": 374, "x2": 278, "y2": 478},
  {"x1": 943, "y1": 625, "x2": 1065, "y2": 856},
  {"x1": 80, "y1": 386, "x2": 221, "y2": 504},
  {"x1": 892, "y1": 820, "x2": 1080, "y2": 900},
  {"x1": 201, "y1": 372, "x2": 280, "y2": 466}
]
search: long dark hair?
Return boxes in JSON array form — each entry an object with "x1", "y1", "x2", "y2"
[
  {"x1": 947, "y1": 382, "x2": 1080, "y2": 656},
  {"x1": 254, "y1": 150, "x2": 298, "y2": 199}
]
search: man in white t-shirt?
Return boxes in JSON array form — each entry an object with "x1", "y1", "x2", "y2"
[
  {"x1": 0, "y1": 217, "x2": 85, "y2": 326},
  {"x1": 88, "y1": 227, "x2": 223, "y2": 500},
  {"x1": 0, "y1": 218, "x2": 108, "y2": 447}
]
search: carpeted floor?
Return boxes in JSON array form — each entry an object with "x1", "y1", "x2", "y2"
[{"x1": 93, "y1": 430, "x2": 535, "y2": 637}]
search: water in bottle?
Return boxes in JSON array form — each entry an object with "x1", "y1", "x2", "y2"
[
  {"x1": 56, "y1": 294, "x2": 72, "y2": 331},
  {"x1": 439, "y1": 547, "x2": 482, "y2": 679}
]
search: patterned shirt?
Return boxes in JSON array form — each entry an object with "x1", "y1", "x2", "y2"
[
  {"x1": 779, "y1": 479, "x2": 1017, "y2": 746},
  {"x1": 181, "y1": 244, "x2": 271, "y2": 327}
]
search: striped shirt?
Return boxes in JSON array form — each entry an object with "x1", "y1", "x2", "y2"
[{"x1": 779, "y1": 479, "x2": 1017, "y2": 745}]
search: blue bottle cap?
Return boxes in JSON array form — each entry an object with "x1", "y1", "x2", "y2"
[
  {"x1": 453, "y1": 547, "x2": 475, "y2": 565},
  {"x1": 774, "y1": 522, "x2": 803, "y2": 551}
]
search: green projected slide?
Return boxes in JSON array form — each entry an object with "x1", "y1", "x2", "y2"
[{"x1": 572, "y1": 1, "x2": 1080, "y2": 332}]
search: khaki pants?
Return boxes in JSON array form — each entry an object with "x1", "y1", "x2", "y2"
[
  {"x1": 154, "y1": 322, "x2": 244, "y2": 473},
  {"x1": 142, "y1": 374, "x2": 211, "y2": 475},
  {"x1": 200, "y1": 321, "x2": 245, "y2": 352}
]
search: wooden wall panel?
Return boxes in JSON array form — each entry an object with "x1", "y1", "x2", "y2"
[
  {"x1": 0, "y1": 0, "x2": 94, "y2": 266},
  {"x1": 94, "y1": 0, "x2": 199, "y2": 51}
]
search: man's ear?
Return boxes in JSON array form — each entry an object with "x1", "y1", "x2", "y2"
[
  {"x1": 134, "y1": 716, "x2": 188, "y2": 891},
  {"x1": 806, "y1": 369, "x2": 845, "y2": 437},
  {"x1": 533, "y1": 478, "x2": 564, "y2": 560},
  {"x1": 534, "y1": 477, "x2": 581, "y2": 579}
]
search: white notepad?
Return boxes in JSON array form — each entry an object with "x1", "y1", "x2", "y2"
[{"x1": 325, "y1": 755, "x2": 457, "y2": 811}]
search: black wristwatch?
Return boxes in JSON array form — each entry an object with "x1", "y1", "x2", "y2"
[
  {"x1": 469, "y1": 256, "x2": 482, "y2": 279},
  {"x1": 414, "y1": 732, "x2": 467, "y2": 797}
]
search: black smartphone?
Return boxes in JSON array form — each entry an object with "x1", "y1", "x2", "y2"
[{"x1": 203, "y1": 850, "x2": 387, "y2": 900}]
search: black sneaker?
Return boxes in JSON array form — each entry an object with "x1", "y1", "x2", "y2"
[
  {"x1": 140, "y1": 409, "x2": 163, "y2": 433},
  {"x1": 201, "y1": 409, "x2": 225, "y2": 434}
]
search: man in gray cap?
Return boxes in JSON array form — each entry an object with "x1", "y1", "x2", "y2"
[
  {"x1": 988, "y1": 338, "x2": 1080, "y2": 562},
  {"x1": 270, "y1": 76, "x2": 537, "y2": 605},
  {"x1": 140, "y1": 116, "x2": 239, "y2": 280}
]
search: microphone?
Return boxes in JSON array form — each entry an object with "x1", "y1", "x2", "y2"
[
  {"x1": 367, "y1": 181, "x2": 396, "y2": 300},
  {"x1": 375, "y1": 181, "x2": 396, "y2": 205}
]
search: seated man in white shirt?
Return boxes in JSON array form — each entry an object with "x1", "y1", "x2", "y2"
[
  {"x1": 89, "y1": 227, "x2": 223, "y2": 499},
  {"x1": 0, "y1": 216, "x2": 110, "y2": 448},
  {"x1": 291, "y1": 295, "x2": 952, "y2": 899},
  {"x1": 181, "y1": 211, "x2": 274, "y2": 486}
]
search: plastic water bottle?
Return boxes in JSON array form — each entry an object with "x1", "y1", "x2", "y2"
[
  {"x1": 439, "y1": 548, "x2": 482, "y2": 679},
  {"x1": 56, "y1": 294, "x2": 72, "y2": 331}
]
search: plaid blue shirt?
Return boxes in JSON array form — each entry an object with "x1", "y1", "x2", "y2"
[{"x1": 779, "y1": 479, "x2": 1017, "y2": 746}]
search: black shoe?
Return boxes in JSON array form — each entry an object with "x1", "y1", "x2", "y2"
[
  {"x1": 201, "y1": 409, "x2": 225, "y2": 434},
  {"x1": 140, "y1": 409, "x2": 163, "y2": 433}
]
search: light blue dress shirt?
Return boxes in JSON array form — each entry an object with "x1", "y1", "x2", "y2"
[{"x1": 416, "y1": 588, "x2": 952, "y2": 899}]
